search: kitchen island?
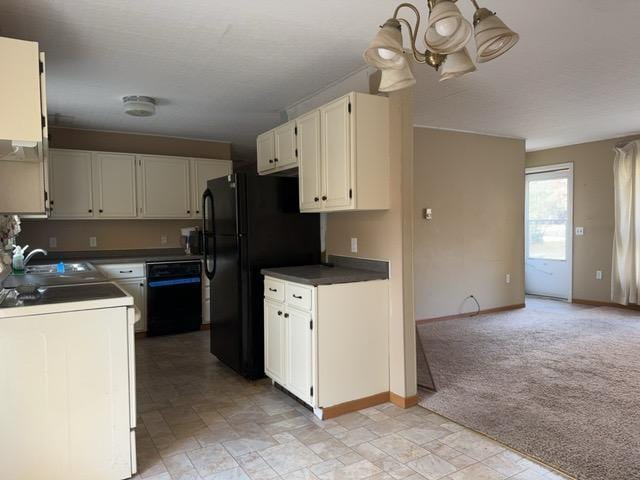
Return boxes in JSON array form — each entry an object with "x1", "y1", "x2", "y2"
[
  {"x1": 261, "y1": 255, "x2": 390, "y2": 419},
  {"x1": 0, "y1": 282, "x2": 138, "y2": 480}
]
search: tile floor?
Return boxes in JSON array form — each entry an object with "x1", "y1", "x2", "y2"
[{"x1": 133, "y1": 331, "x2": 572, "y2": 480}]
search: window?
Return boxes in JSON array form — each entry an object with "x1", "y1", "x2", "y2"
[{"x1": 527, "y1": 177, "x2": 568, "y2": 261}]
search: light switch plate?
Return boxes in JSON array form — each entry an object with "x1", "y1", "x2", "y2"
[
  {"x1": 89, "y1": 236, "x2": 97, "y2": 248},
  {"x1": 575, "y1": 227, "x2": 584, "y2": 236},
  {"x1": 596, "y1": 270, "x2": 603, "y2": 280},
  {"x1": 160, "y1": 235, "x2": 168, "y2": 244},
  {"x1": 48, "y1": 237, "x2": 57, "y2": 248},
  {"x1": 506, "y1": 273, "x2": 511, "y2": 284},
  {"x1": 350, "y1": 237, "x2": 358, "y2": 253}
]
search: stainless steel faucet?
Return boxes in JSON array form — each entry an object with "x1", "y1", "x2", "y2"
[{"x1": 24, "y1": 248, "x2": 48, "y2": 265}]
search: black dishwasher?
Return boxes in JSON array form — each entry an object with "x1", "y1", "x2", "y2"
[{"x1": 146, "y1": 261, "x2": 202, "y2": 336}]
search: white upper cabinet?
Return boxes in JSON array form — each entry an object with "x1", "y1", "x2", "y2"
[
  {"x1": 257, "y1": 131, "x2": 276, "y2": 174},
  {"x1": 49, "y1": 149, "x2": 94, "y2": 218},
  {"x1": 274, "y1": 121, "x2": 297, "y2": 169},
  {"x1": 137, "y1": 155, "x2": 191, "y2": 218},
  {"x1": 321, "y1": 96, "x2": 352, "y2": 210},
  {"x1": 297, "y1": 110, "x2": 322, "y2": 211},
  {"x1": 299, "y1": 92, "x2": 390, "y2": 213},
  {"x1": 257, "y1": 121, "x2": 299, "y2": 176},
  {"x1": 93, "y1": 152, "x2": 137, "y2": 218},
  {"x1": 0, "y1": 37, "x2": 43, "y2": 145},
  {"x1": 190, "y1": 158, "x2": 232, "y2": 217}
]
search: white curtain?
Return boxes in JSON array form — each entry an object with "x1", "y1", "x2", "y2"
[{"x1": 612, "y1": 140, "x2": 640, "y2": 305}]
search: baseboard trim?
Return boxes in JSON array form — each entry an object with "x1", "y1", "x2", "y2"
[
  {"x1": 416, "y1": 303, "x2": 525, "y2": 324},
  {"x1": 389, "y1": 392, "x2": 418, "y2": 408},
  {"x1": 572, "y1": 298, "x2": 640, "y2": 311},
  {"x1": 321, "y1": 392, "x2": 390, "y2": 420}
]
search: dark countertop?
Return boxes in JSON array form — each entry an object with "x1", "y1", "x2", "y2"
[
  {"x1": 0, "y1": 282, "x2": 127, "y2": 309},
  {"x1": 30, "y1": 249, "x2": 202, "y2": 265},
  {"x1": 261, "y1": 255, "x2": 389, "y2": 286}
]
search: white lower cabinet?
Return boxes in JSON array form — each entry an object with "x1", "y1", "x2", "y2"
[
  {"x1": 115, "y1": 277, "x2": 147, "y2": 333},
  {"x1": 263, "y1": 276, "x2": 389, "y2": 415}
]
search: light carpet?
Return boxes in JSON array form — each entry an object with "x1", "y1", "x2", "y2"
[{"x1": 417, "y1": 299, "x2": 640, "y2": 480}]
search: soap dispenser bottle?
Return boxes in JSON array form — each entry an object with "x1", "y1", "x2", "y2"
[{"x1": 12, "y1": 244, "x2": 27, "y2": 275}]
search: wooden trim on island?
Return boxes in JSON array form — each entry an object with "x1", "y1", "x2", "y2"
[
  {"x1": 321, "y1": 392, "x2": 390, "y2": 419},
  {"x1": 416, "y1": 303, "x2": 525, "y2": 325},
  {"x1": 389, "y1": 392, "x2": 418, "y2": 409}
]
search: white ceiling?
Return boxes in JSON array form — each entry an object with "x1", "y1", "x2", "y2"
[{"x1": 1, "y1": 0, "x2": 640, "y2": 159}]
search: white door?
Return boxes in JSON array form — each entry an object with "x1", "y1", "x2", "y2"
[
  {"x1": 297, "y1": 110, "x2": 322, "y2": 211},
  {"x1": 138, "y1": 155, "x2": 190, "y2": 218},
  {"x1": 264, "y1": 300, "x2": 286, "y2": 384},
  {"x1": 92, "y1": 152, "x2": 137, "y2": 218},
  {"x1": 275, "y1": 121, "x2": 297, "y2": 169},
  {"x1": 257, "y1": 131, "x2": 276, "y2": 174},
  {"x1": 525, "y1": 164, "x2": 573, "y2": 300},
  {"x1": 190, "y1": 158, "x2": 232, "y2": 217},
  {"x1": 321, "y1": 95, "x2": 352, "y2": 209},
  {"x1": 49, "y1": 149, "x2": 94, "y2": 218},
  {"x1": 116, "y1": 278, "x2": 146, "y2": 332},
  {"x1": 285, "y1": 308, "x2": 312, "y2": 405}
]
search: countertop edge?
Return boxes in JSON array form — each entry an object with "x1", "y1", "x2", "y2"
[{"x1": 261, "y1": 269, "x2": 389, "y2": 286}]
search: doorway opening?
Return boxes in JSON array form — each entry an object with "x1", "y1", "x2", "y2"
[{"x1": 524, "y1": 163, "x2": 573, "y2": 301}]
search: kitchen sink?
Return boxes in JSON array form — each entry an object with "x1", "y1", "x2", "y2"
[{"x1": 25, "y1": 262, "x2": 96, "y2": 275}]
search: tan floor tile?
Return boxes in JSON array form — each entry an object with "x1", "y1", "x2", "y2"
[
  {"x1": 332, "y1": 426, "x2": 378, "y2": 447},
  {"x1": 367, "y1": 419, "x2": 410, "y2": 437},
  {"x1": 308, "y1": 438, "x2": 352, "y2": 460},
  {"x1": 448, "y1": 463, "x2": 506, "y2": 480},
  {"x1": 439, "y1": 431, "x2": 504, "y2": 461},
  {"x1": 223, "y1": 437, "x2": 277, "y2": 457},
  {"x1": 370, "y1": 435, "x2": 429, "y2": 464},
  {"x1": 335, "y1": 412, "x2": 375, "y2": 430},
  {"x1": 317, "y1": 459, "x2": 382, "y2": 480},
  {"x1": 397, "y1": 425, "x2": 451, "y2": 445},
  {"x1": 258, "y1": 440, "x2": 322, "y2": 474},
  {"x1": 407, "y1": 453, "x2": 457, "y2": 480},
  {"x1": 206, "y1": 466, "x2": 251, "y2": 479},
  {"x1": 187, "y1": 444, "x2": 239, "y2": 477},
  {"x1": 482, "y1": 451, "x2": 529, "y2": 477}
]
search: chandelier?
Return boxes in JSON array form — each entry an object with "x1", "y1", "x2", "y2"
[{"x1": 363, "y1": 0, "x2": 519, "y2": 91}]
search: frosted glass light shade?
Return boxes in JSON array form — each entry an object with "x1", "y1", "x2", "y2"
[
  {"x1": 439, "y1": 48, "x2": 476, "y2": 81},
  {"x1": 363, "y1": 19, "x2": 406, "y2": 69},
  {"x1": 474, "y1": 9, "x2": 519, "y2": 63},
  {"x1": 425, "y1": 1, "x2": 472, "y2": 54},
  {"x1": 378, "y1": 59, "x2": 416, "y2": 92}
]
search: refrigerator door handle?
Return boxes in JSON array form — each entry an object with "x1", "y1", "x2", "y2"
[{"x1": 202, "y1": 189, "x2": 217, "y2": 280}]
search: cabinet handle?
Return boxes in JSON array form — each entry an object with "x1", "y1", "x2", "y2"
[
  {"x1": 269, "y1": 159, "x2": 274, "y2": 164},
  {"x1": 99, "y1": 209, "x2": 104, "y2": 213},
  {"x1": 139, "y1": 283, "x2": 144, "y2": 287},
  {"x1": 269, "y1": 288, "x2": 278, "y2": 292},
  {"x1": 314, "y1": 197, "x2": 319, "y2": 202},
  {"x1": 292, "y1": 294, "x2": 303, "y2": 299},
  {"x1": 88, "y1": 209, "x2": 93, "y2": 213},
  {"x1": 284, "y1": 313, "x2": 289, "y2": 318},
  {"x1": 277, "y1": 310, "x2": 283, "y2": 316},
  {"x1": 187, "y1": 210, "x2": 191, "y2": 214},
  {"x1": 321, "y1": 196, "x2": 327, "y2": 201},
  {"x1": 196, "y1": 210, "x2": 200, "y2": 214},
  {"x1": 274, "y1": 158, "x2": 278, "y2": 163},
  {"x1": 120, "y1": 270, "x2": 133, "y2": 274}
]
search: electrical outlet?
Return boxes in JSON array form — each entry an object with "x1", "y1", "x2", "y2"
[
  {"x1": 48, "y1": 237, "x2": 57, "y2": 248},
  {"x1": 350, "y1": 237, "x2": 358, "y2": 253},
  {"x1": 89, "y1": 236, "x2": 97, "y2": 248},
  {"x1": 596, "y1": 270, "x2": 603, "y2": 280},
  {"x1": 575, "y1": 227, "x2": 584, "y2": 236},
  {"x1": 505, "y1": 273, "x2": 511, "y2": 284},
  {"x1": 160, "y1": 234, "x2": 167, "y2": 244}
]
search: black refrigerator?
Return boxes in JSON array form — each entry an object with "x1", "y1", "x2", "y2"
[{"x1": 202, "y1": 173, "x2": 320, "y2": 379}]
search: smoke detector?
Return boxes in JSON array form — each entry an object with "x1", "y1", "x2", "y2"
[{"x1": 123, "y1": 95, "x2": 156, "y2": 117}]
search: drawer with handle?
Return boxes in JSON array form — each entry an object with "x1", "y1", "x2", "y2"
[
  {"x1": 285, "y1": 282, "x2": 312, "y2": 311},
  {"x1": 264, "y1": 277, "x2": 285, "y2": 302},
  {"x1": 96, "y1": 263, "x2": 145, "y2": 279}
]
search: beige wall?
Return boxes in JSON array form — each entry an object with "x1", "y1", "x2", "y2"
[
  {"x1": 18, "y1": 127, "x2": 231, "y2": 251},
  {"x1": 526, "y1": 137, "x2": 627, "y2": 303},
  {"x1": 18, "y1": 219, "x2": 199, "y2": 251},
  {"x1": 325, "y1": 88, "x2": 417, "y2": 399},
  {"x1": 413, "y1": 128, "x2": 526, "y2": 320},
  {"x1": 50, "y1": 127, "x2": 231, "y2": 160}
]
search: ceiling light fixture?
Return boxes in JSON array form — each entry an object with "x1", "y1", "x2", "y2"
[
  {"x1": 363, "y1": 0, "x2": 519, "y2": 90},
  {"x1": 123, "y1": 95, "x2": 157, "y2": 117}
]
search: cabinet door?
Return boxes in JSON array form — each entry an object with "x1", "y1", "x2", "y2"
[
  {"x1": 93, "y1": 152, "x2": 137, "y2": 218},
  {"x1": 286, "y1": 308, "x2": 313, "y2": 405},
  {"x1": 138, "y1": 155, "x2": 190, "y2": 218},
  {"x1": 190, "y1": 158, "x2": 232, "y2": 217},
  {"x1": 264, "y1": 300, "x2": 286, "y2": 384},
  {"x1": 49, "y1": 149, "x2": 94, "y2": 218},
  {"x1": 257, "y1": 131, "x2": 276, "y2": 174},
  {"x1": 321, "y1": 96, "x2": 352, "y2": 209},
  {"x1": 116, "y1": 278, "x2": 146, "y2": 333},
  {"x1": 297, "y1": 110, "x2": 322, "y2": 211},
  {"x1": 274, "y1": 121, "x2": 297, "y2": 169}
]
